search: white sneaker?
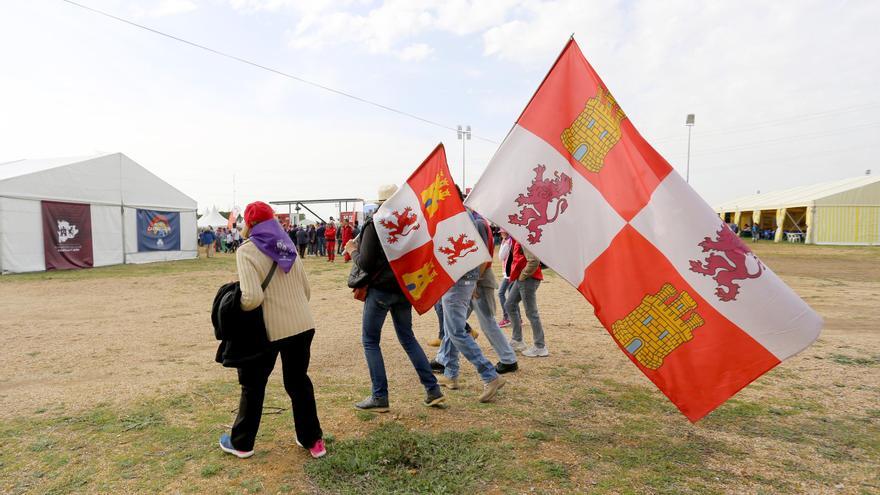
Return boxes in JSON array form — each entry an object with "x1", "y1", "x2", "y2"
[
  {"x1": 509, "y1": 339, "x2": 527, "y2": 353},
  {"x1": 522, "y1": 346, "x2": 549, "y2": 358}
]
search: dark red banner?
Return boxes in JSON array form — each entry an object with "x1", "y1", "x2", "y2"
[{"x1": 42, "y1": 201, "x2": 93, "y2": 270}]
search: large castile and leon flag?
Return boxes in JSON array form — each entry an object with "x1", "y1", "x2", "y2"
[
  {"x1": 465, "y1": 38, "x2": 822, "y2": 421},
  {"x1": 375, "y1": 144, "x2": 491, "y2": 314}
]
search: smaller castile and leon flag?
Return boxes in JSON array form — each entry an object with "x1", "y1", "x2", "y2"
[
  {"x1": 374, "y1": 144, "x2": 491, "y2": 315},
  {"x1": 465, "y1": 38, "x2": 822, "y2": 421}
]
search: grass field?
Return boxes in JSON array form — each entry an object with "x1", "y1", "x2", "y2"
[{"x1": 1, "y1": 243, "x2": 878, "y2": 494}]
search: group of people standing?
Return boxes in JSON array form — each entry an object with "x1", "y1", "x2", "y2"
[
  {"x1": 198, "y1": 226, "x2": 242, "y2": 257},
  {"x1": 285, "y1": 219, "x2": 359, "y2": 263},
  {"x1": 217, "y1": 185, "x2": 547, "y2": 461}
]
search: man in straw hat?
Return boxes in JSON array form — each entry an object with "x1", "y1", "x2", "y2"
[{"x1": 345, "y1": 184, "x2": 445, "y2": 412}]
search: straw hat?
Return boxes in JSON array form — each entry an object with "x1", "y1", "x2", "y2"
[{"x1": 375, "y1": 184, "x2": 398, "y2": 203}]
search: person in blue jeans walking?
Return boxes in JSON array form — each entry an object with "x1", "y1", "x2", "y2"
[
  {"x1": 346, "y1": 184, "x2": 445, "y2": 412},
  {"x1": 469, "y1": 211, "x2": 518, "y2": 373},
  {"x1": 505, "y1": 239, "x2": 548, "y2": 357},
  {"x1": 496, "y1": 230, "x2": 514, "y2": 328},
  {"x1": 437, "y1": 207, "x2": 507, "y2": 403}
]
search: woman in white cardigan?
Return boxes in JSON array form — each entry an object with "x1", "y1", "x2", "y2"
[{"x1": 219, "y1": 201, "x2": 326, "y2": 460}]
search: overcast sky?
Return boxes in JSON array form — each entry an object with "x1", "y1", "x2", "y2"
[{"x1": 2, "y1": 0, "x2": 878, "y2": 219}]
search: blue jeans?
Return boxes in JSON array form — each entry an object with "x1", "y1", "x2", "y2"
[
  {"x1": 498, "y1": 277, "x2": 511, "y2": 320},
  {"x1": 434, "y1": 301, "x2": 445, "y2": 339},
  {"x1": 472, "y1": 284, "x2": 517, "y2": 365},
  {"x1": 362, "y1": 288, "x2": 439, "y2": 399},
  {"x1": 440, "y1": 277, "x2": 498, "y2": 384},
  {"x1": 434, "y1": 301, "x2": 472, "y2": 341},
  {"x1": 505, "y1": 278, "x2": 545, "y2": 349}
]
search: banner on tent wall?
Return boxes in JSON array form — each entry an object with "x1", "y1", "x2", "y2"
[
  {"x1": 137, "y1": 209, "x2": 181, "y2": 252},
  {"x1": 42, "y1": 201, "x2": 94, "y2": 270}
]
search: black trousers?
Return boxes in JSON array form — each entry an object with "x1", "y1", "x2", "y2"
[
  {"x1": 231, "y1": 329, "x2": 322, "y2": 451},
  {"x1": 298, "y1": 243, "x2": 308, "y2": 257}
]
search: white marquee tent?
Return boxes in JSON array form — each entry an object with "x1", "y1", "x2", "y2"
[
  {"x1": 198, "y1": 207, "x2": 229, "y2": 229},
  {"x1": 0, "y1": 153, "x2": 198, "y2": 273}
]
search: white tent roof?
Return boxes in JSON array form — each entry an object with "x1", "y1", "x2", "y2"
[
  {"x1": 715, "y1": 175, "x2": 880, "y2": 211},
  {"x1": 198, "y1": 207, "x2": 229, "y2": 229},
  {"x1": 0, "y1": 152, "x2": 196, "y2": 210}
]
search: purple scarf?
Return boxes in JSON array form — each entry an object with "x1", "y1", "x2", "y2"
[{"x1": 249, "y1": 219, "x2": 297, "y2": 273}]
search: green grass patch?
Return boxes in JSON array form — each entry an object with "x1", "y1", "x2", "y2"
[
  {"x1": 524, "y1": 430, "x2": 550, "y2": 441},
  {"x1": 0, "y1": 255, "x2": 237, "y2": 282},
  {"x1": 535, "y1": 459, "x2": 570, "y2": 481},
  {"x1": 303, "y1": 423, "x2": 503, "y2": 495},
  {"x1": 355, "y1": 410, "x2": 377, "y2": 422},
  {"x1": 829, "y1": 353, "x2": 880, "y2": 366}
]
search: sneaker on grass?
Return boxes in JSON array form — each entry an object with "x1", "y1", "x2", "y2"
[
  {"x1": 509, "y1": 339, "x2": 527, "y2": 353},
  {"x1": 479, "y1": 376, "x2": 506, "y2": 403},
  {"x1": 354, "y1": 396, "x2": 390, "y2": 413},
  {"x1": 424, "y1": 389, "x2": 446, "y2": 408},
  {"x1": 438, "y1": 374, "x2": 459, "y2": 390},
  {"x1": 498, "y1": 318, "x2": 511, "y2": 328},
  {"x1": 308, "y1": 439, "x2": 327, "y2": 459},
  {"x1": 295, "y1": 437, "x2": 328, "y2": 459},
  {"x1": 219, "y1": 434, "x2": 254, "y2": 459},
  {"x1": 430, "y1": 360, "x2": 445, "y2": 374},
  {"x1": 522, "y1": 346, "x2": 549, "y2": 358},
  {"x1": 495, "y1": 361, "x2": 518, "y2": 374}
]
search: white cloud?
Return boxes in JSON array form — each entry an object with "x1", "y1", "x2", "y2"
[
  {"x1": 397, "y1": 43, "x2": 433, "y2": 62},
  {"x1": 144, "y1": 0, "x2": 198, "y2": 17},
  {"x1": 283, "y1": 0, "x2": 518, "y2": 61}
]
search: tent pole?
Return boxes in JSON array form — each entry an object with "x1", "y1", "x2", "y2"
[{"x1": 120, "y1": 153, "x2": 126, "y2": 265}]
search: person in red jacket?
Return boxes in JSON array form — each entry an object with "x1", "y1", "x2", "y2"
[
  {"x1": 340, "y1": 219, "x2": 355, "y2": 262},
  {"x1": 324, "y1": 221, "x2": 337, "y2": 262},
  {"x1": 503, "y1": 240, "x2": 548, "y2": 357}
]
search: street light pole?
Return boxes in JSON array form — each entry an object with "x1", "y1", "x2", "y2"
[
  {"x1": 457, "y1": 124, "x2": 471, "y2": 188},
  {"x1": 685, "y1": 114, "x2": 695, "y2": 183}
]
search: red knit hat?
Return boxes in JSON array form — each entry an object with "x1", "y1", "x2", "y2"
[{"x1": 244, "y1": 201, "x2": 275, "y2": 228}]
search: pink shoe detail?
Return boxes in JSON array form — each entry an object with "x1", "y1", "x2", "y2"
[{"x1": 309, "y1": 439, "x2": 327, "y2": 459}]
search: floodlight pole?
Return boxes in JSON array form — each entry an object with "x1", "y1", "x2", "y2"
[
  {"x1": 457, "y1": 125, "x2": 471, "y2": 188},
  {"x1": 685, "y1": 114, "x2": 695, "y2": 183}
]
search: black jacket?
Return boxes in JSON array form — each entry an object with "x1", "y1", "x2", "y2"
[
  {"x1": 212, "y1": 281, "x2": 271, "y2": 368},
  {"x1": 352, "y1": 218, "x2": 401, "y2": 293}
]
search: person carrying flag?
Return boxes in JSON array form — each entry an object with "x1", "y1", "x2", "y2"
[
  {"x1": 346, "y1": 185, "x2": 445, "y2": 413},
  {"x1": 436, "y1": 188, "x2": 507, "y2": 402}
]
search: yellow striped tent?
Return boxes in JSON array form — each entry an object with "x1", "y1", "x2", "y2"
[{"x1": 715, "y1": 175, "x2": 880, "y2": 245}]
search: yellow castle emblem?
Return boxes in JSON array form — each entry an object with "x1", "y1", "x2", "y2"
[
  {"x1": 402, "y1": 261, "x2": 438, "y2": 300},
  {"x1": 611, "y1": 283, "x2": 704, "y2": 370},
  {"x1": 420, "y1": 171, "x2": 451, "y2": 218},
  {"x1": 561, "y1": 86, "x2": 626, "y2": 173}
]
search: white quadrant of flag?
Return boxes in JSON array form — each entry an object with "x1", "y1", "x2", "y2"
[
  {"x1": 466, "y1": 124, "x2": 626, "y2": 286},
  {"x1": 432, "y1": 211, "x2": 492, "y2": 281},
  {"x1": 629, "y1": 172, "x2": 823, "y2": 360},
  {"x1": 373, "y1": 183, "x2": 431, "y2": 262}
]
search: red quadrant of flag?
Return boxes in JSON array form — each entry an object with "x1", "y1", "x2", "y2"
[
  {"x1": 579, "y1": 225, "x2": 781, "y2": 421},
  {"x1": 517, "y1": 39, "x2": 673, "y2": 221}
]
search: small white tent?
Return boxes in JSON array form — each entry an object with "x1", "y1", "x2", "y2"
[
  {"x1": 0, "y1": 153, "x2": 197, "y2": 273},
  {"x1": 198, "y1": 207, "x2": 229, "y2": 229}
]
